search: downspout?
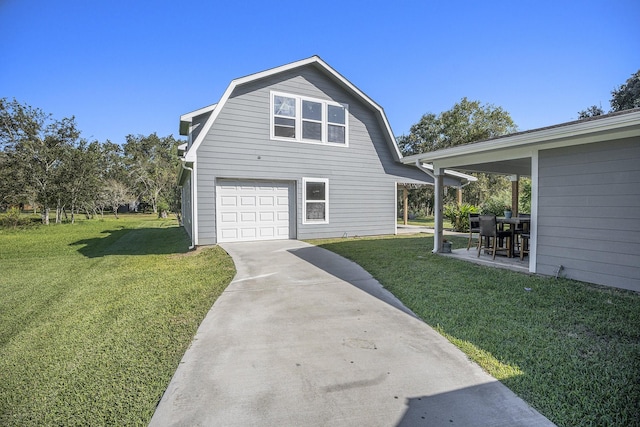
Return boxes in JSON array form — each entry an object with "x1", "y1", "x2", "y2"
[
  {"x1": 415, "y1": 161, "x2": 443, "y2": 254},
  {"x1": 181, "y1": 160, "x2": 197, "y2": 250}
]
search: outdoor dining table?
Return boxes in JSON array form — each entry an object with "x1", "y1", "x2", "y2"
[{"x1": 497, "y1": 216, "x2": 531, "y2": 258}]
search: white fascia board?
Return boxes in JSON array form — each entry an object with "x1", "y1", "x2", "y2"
[
  {"x1": 401, "y1": 110, "x2": 640, "y2": 165},
  {"x1": 418, "y1": 162, "x2": 477, "y2": 181},
  {"x1": 180, "y1": 103, "x2": 217, "y2": 122},
  {"x1": 179, "y1": 104, "x2": 217, "y2": 136},
  {"x1": 183, "y1": 55, "x2": 404, "y2": 163}
]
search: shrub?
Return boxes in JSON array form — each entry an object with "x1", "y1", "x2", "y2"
[
  {"x1": 443, "y1": 204, "x2": 479, "y2": 232},
  {"x1": 0, "y1": 207, "x2": 31, "y2": 228},
  {"x1": 480, "y1": 198, "x2": 511, "y2": 216}
]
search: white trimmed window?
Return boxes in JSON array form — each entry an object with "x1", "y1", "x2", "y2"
[
  {"x1": 303, "y1": 178, "x2": 329, "y2": 224},
  {"x1": 271, "y1": 91, "x2": 348, "y2": 146}
]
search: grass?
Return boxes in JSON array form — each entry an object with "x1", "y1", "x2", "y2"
[
  {"x1": 2, "y1": 218, "x2": 638, "y2": 425},
  {"x1": 398, "y1": 215, "x2": 453, "y2": 229},
  {"x1": 312, "y1": 234, "x2": 640, "y2": 427},
  {"x1": 0, "y1": 214, "x2": 236, "y2": 426}
]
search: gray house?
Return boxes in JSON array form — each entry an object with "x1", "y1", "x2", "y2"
[
  {"x1": 178, "y1": 56, "x2": 468, "y2": 246},
  {"x1": 402, "y1": 108, "x2": 640, "y2": 292}
]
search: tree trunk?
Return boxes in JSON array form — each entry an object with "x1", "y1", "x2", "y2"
[{"x1": 42, "y1": 207, "x2": 50, "y2": 225}]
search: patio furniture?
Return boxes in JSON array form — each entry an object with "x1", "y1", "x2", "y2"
[
  {"x1": 496, "y1": 216, "x2": 531, "y2": 258},
  {"x1": 513, "y1": 213, "x2": 530, "y2": 253},
  {"x1": 467, "y1": 213, "x2": 480, "y2": 250},
  {"x1": 478, "y1": 215, "x2": 512, "y2": 259},
  {"x1": 520, "y1": 232, "x2": 530, "y2": 260}
]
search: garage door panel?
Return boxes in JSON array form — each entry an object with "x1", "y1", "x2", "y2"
[
  {"x1": 240, "y1": 228, "x2": 257, "y2": 238},
  {"x1": 220, "y1": 229, "x2": 238, "y2": 239},
  {"x1": 217, "y1": 180, "x2": 292, "y2": 243},
  {"x1": 220, "y1": 196, "x2": 237, "y2": 206},
  {"x1": 259, "y1": 196, "x2": 274, "y2": 205},
  {"x1": 220, "y1": 212, "x2": 237, "y2": 223},
  {"x1": 260, "y1": 228, "x2": 275, "y2": 237},
  {"x1": 240, "y1": 212, "x2": 256, "y2": 222},
  {"x1": 260, "y1": 212, "x2": 274, "y2": 221},
  {"x1": 240, "y1": 196, "x2": 256, "y2": 206}
]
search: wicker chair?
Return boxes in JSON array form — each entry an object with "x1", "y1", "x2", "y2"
[{"x1": 477, "y1": 215, "x2": 512, "y2": 259}]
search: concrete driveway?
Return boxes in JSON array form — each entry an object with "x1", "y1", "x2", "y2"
[{"x1": 150, "y1": 240, "x2": 554, "y2": 427}]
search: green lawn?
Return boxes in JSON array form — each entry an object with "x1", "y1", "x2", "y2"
[
  {"x1": 398, "y1": 215, "x2": 454, "y2": 229},
  {"x1": 0, "y1": 215, "x2": 235, "y2": 426},
  {"x1": 313, "y1": 234, "x2": 640, "y2": 427},
  {"x1": 3, "y1": 220, "x2": 639, "y2": 426}
]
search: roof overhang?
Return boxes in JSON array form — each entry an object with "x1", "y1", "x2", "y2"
[
  {"x1": 400, "y1": 108, "x2": 640, "y2": 176},
  {"x1": 179, "y1": 104, "x2": 217, "y2": 136}
]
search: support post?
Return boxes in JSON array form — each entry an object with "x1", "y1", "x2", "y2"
[
  {"x1": 510, "y1": 175, "x2": 519, "y2": 217},
  {"x1": 433, "y1": 169, "x2": 444, "y2": 253},
  {"x1": 403, "y1": 185, "x2": 408, "y2": 225}
]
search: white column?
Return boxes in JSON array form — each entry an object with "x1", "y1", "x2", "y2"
[{"x1": 433, "y1": 166, "x2": 444, "y2": 253}]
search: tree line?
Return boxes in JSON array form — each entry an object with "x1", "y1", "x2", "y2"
[
  {"x1": 396, "y1": 69, "x2": 640, "y2": 220},
  {"x1": 396, "y1": 97, "x2": 522, "y2": 217},
  {"x1": 578, "y1": 69, "x2": 640, "y2": 118},
  {"x1": 0, "y1": 98, "x2": 182, "y2": 224}
]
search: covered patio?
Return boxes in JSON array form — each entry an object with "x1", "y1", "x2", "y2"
[
  {"x1": 402, "y1": 145, "x2": 534, "y2": 272},
  {"x1": 399, "y1": 109, "x2": 640, "y2": 290},
  {"x1": 443, "y1": 246, "x2": 531, "y2": 274}
]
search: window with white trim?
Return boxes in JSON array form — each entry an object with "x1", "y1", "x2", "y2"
[
  {"x1": 271, "y1": 92, "x2": 348, "y2": 146},
  {"x1": 303, "y1": 178, "x2": 329, "y2": 224}
]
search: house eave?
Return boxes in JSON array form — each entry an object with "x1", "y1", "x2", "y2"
[
  {"x1": 401, "y1": 108, "x2": 640, "y2": 166},
  {"x1": 179, "y1": 104, "x2": 217, "y2": 136}
]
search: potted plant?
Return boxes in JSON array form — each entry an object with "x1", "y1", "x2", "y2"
[
  {"x1": 442, "y1": 238, "x2": 452, "y2": 253},
  {"x1": 503, "y1": 205, "x2": 512, "y2": 218}
]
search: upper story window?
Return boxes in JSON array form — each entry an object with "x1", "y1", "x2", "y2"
[{"x1": 271, "y1": 91, "x2": 348, "y2": 146}]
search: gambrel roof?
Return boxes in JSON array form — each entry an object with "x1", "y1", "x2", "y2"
[
  {"x1": 180, "y1": 56, "x2": 402, "y2": 163},
  {"x1": 178, "y1": 56, "x2": 476, "y2": 185}
]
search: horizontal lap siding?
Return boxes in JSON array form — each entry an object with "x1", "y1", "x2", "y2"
[
  {"x1": 536, "y1": 137, "x2": 640, "y2": 291},
  {"x1": 189, "y1": 112, "x2": 211, "y2": 151},
  {"x1": 195, "y1": 66, "x2": 410, "y2": 243}
]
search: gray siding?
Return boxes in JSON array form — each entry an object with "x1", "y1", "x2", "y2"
[
  {"x1": 188, "y1": 111, "x2": 212, "y2": 151},
  {"x1": 194, "y1": 65, "x2": 431, "y2": 244},
  {"x1": 536, "y1": 137, "x2": 640, "y2": 291}
]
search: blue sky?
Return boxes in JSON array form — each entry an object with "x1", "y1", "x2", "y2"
[{"x1": 1, "y1": 0, "x2": 638, "y2": 144}]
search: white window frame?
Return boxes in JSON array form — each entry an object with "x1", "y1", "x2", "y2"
[
  {"x1": 271, "y1": 91, "x2": 348, "y2": 146},
  {"x1": 302, "y1": 178, "x2": 329, "y2": 224}
]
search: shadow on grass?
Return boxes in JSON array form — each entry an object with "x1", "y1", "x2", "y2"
[
  {"x1": 287, "y1": 245, "x2": 417, "y2": 318},
  {"x1": 71, "y1": 226, "x2": 191, "y2": 258}
]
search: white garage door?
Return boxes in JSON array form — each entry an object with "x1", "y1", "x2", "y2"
[{"x1": 216, "y1": 180, "x2": 292, "y2": 243}]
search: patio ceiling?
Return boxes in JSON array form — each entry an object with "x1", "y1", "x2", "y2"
[{"x1": 440, "y1": 157, "x2": 531, "y2": 176}]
